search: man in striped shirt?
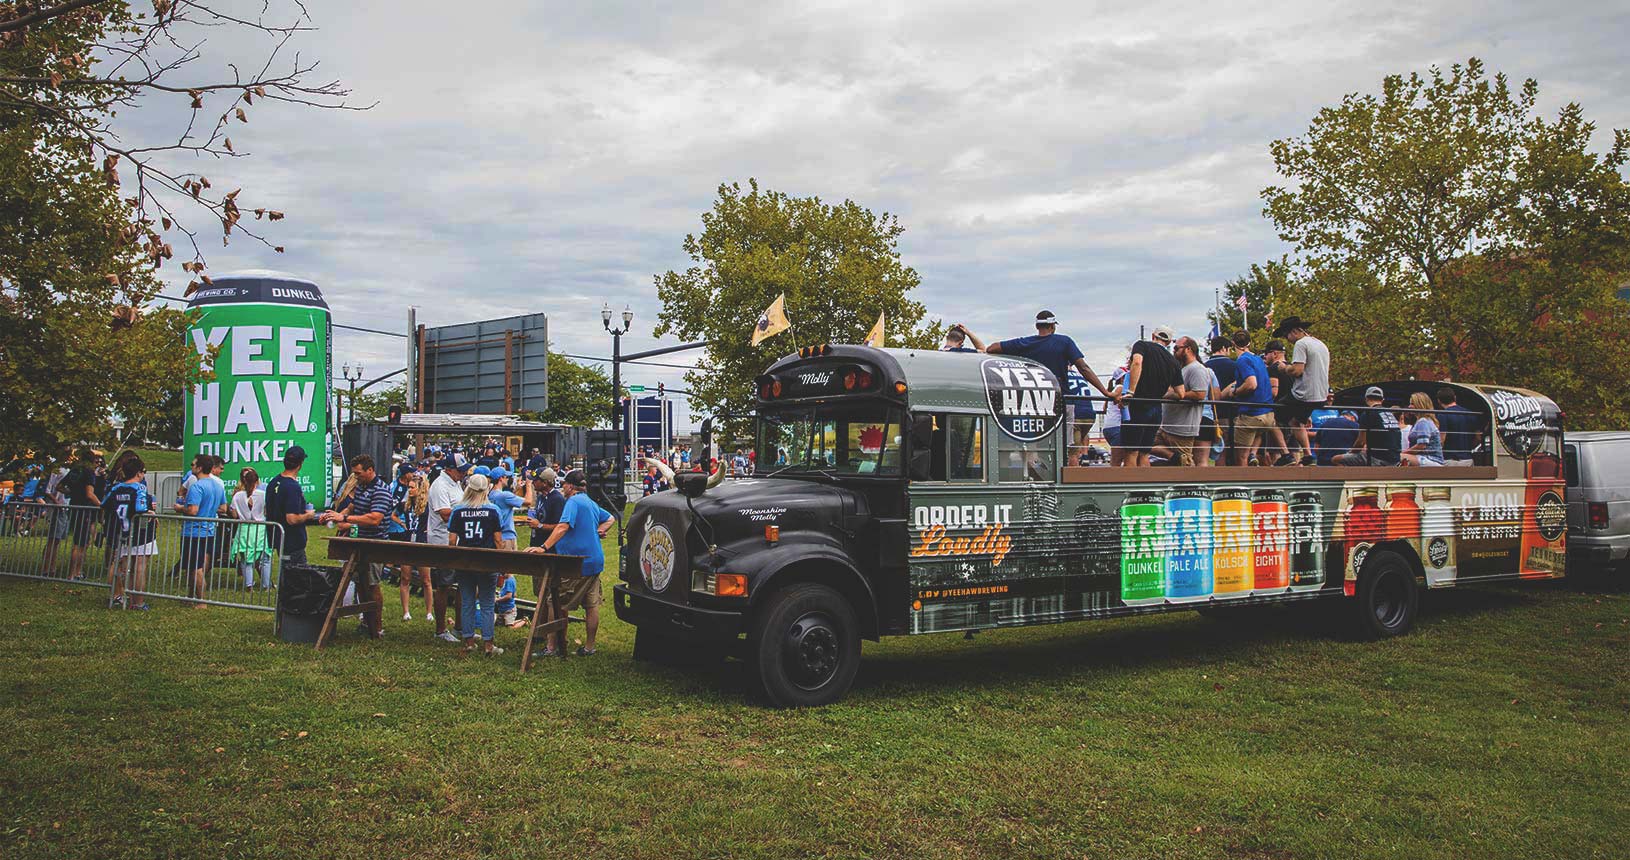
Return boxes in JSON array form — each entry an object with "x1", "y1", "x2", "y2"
[{"x1": 320, "y1": 454, "x2": 394, "y2": 638}]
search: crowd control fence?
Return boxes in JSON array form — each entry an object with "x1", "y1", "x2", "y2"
[{"x1": 0, "y1": 502, "x2": 284, "y2": 611}]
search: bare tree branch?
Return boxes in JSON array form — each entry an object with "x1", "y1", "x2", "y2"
[{"x1": 0, "y1": 0, "x2": 114, "y2": 34}]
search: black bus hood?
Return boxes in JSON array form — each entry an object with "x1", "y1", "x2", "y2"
[{"x1": 622, "y1": 477, "x2": 869, "y2": 592}]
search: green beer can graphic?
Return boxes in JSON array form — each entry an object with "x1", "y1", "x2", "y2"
[
  {"x1": 1288, "y1": 491, "x2": 1326, "y2": 592},
  {"x1": 1119, "y1": 491, "x2": 1165, "y2": 605},
  {"x1": 184, "y1": 272, "x2": 333, "y2": 506}
]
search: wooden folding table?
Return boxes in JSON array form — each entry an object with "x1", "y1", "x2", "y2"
[{"x1": 322, "y1": 537, "x2": 586, "y2": 668}]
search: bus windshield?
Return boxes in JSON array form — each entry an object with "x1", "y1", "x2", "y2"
[{"x1": 757, "y1": 402, "x2": 905, "y2": 477}]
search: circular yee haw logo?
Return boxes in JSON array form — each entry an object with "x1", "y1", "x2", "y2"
[{"x1": 639, "y1": 523, "x2": 676, "y2": 592}]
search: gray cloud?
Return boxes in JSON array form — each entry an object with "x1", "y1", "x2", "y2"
[{"x1": 131, "y1": 0, "x2": 1629, "y2": 425}]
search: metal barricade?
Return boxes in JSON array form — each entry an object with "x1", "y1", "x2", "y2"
[{"x1": 0, "y1": 502, "x2": 283, "y2": 611}]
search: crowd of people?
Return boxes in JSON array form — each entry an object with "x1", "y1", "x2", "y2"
[
  {"x1": 950, "y1": 311, "x2": 1485, "y2": 469},
  {"x1": 312, "y1": 438, "x2": 616, "y2": 657}
]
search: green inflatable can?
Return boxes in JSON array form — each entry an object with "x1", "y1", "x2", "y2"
[{"x1": 184, "y1": 272, "x2": 333, "y2": 506}]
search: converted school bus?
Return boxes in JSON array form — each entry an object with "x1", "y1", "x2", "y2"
[{"x1": 615, "y1": 345, "x2": 1566, "y2": 706}]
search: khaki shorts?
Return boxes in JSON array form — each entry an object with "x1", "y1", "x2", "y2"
[
  {"x1": 1154, "y1": 430, "x2": 1196, "y2": 466},
  {"x1": 357, "y1": 561, "x2": 383, "y2": 588},
  {"x1": 555, "y1": 574, "x2": 602, "y2": 610},
  {"x1": 496, "y1": 537, "x2": 516, "y2": 551},
  {"x1": 1232, "y1": 412, "x2": 1276, "y2": 448}
]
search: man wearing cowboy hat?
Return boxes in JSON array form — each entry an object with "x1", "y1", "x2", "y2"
[{"x1": 1269, "y1": 315, "x2": 1329, "y2": 465}]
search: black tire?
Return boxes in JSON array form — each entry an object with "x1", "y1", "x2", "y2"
[
  {"x1": 747, "y1": 583, "x2": 861, "y2": 708},
  {"x1": 1352, "y1": 549, "x2": 1419, "y2": 640}
]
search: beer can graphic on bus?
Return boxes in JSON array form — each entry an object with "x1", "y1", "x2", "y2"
[
  {"x1": 1252, "y1": 489, "x2": 1291, "y2": 592},
  {"x1": 1288, "y1": 491, "x2": 1326, "y2": 591},
  {"x1": 1119, "y1": 491, "x2": 1166, "y2": 606},
  {"x1": 1164, "y1": 486, "x2": 1213, "y2": 602},
  {"x1": 1211, "y1": 487, "x2": 1253, "y2": 598}
]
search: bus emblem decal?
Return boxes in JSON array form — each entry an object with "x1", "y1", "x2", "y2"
[{"x1": 981, "y1": 357, "x2": 1062, "y2": 442}]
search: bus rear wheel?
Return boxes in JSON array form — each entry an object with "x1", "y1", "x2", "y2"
[
  {"x1": 748, "y1": 583, "x2": 860, "y2": 708},
  {"x1": 1353, "y1": 549, "x2": 1419, "y2": 640}
]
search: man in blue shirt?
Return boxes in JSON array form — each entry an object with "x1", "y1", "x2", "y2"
[
  {"x1": 958, "y1": 311, "x2": 1117, "y2": 403},
  {"x1": 1219, "y1": 331, "x2": 1281, "y2": 466},
  {"x1": 177, "y1": 455, "x2": 227, "y2": 606},
  {"x1": 1436, "y1": 387, "x2": 1483, "y2": 465},
  {"x1": 1313, "y1": 410, "x2": 1362, "y2": 465},
  {"x1": 526, "y1": 469, "x2": 613, "y2": 656}
]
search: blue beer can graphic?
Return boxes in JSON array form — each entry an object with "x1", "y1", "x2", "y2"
[{"x1": 1164, "y1": 486, "x2": 1214, "y2": 602}]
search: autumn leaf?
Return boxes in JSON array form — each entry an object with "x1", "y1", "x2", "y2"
[
  {"x1": 253, "y1": 208, "x2": 264, "y2": 219},
  {"x1": 184, "y1": 280, "x2": 200, "y2": 296},
  {"x1": 161, "y1": 217, "x2": 172, "y2": 230},
  {"x1": 267, "y1": 211, "x2": 284, "y2": 221},
  {"x1": 223, "y1": 138, "x2": 233, "y2": 153},
  {"x1": 274, "y1": 246, "x2": 285, "y2": 253},
  {"x1": 235, "y1": 107, "x2": 247, "y2": 123},
  {"x1": 104, "y1": 274, "x2": 121, "y2": 286},
  {"x1": 243, "y1": 90, "x2": 253, "y2": 106},
  {"x1": 254, "y1": 86, "x2": 266, "y2": 97},
  {"x1": 225, "y1": 188, "x2": 240, "y2": 201},
  {"x1": 50, "y1": 71, "x2": 63, "y2": 88},
  {"x1": 200, "y1": 176, "x2": 211, "y2": 189},
  {"x1": 201, "y1": 275, "x2": 212, "y2": 285}
]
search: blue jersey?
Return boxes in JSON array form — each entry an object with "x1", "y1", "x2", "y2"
[
  {"x1": 448, "y1": 503, "x2": 501, "y2": 549},
  {"x1": 103, "y1": 480, "x2": 153, "y2": 542},
  {"x1": 387, "y1": 480, "x2": 410, "y2": 534}
]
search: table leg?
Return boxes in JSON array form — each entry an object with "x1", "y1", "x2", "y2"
[{"x1": 315, "y1": 555, "x2": 359, "y2": 651}]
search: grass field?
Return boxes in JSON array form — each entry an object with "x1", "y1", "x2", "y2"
[{"x1": 0, "y1": 526, "x2": 1626, "y2": 859}]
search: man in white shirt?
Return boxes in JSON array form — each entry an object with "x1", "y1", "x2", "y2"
[
  {"x1": 1270, "y1": 316, "x2": 1330, "y2": 465},
  {"x1": 425, "y1": 453, "x2": 467, "y2": 642}
]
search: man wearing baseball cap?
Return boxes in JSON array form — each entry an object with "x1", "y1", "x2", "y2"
[
  {"x1": 526, "y1": 469, "x2": 614, "y2": 657},
  {"x1": 1269, "y1": 315, "x2": 1330, "y2": 465},
  {"x1": 425, "y1": 452, "x2": 468, "y2": 642},
  {"x1": 955, "y1": 311, "x2": 1116, "y2": 402},
  {"x1": 1123, "y1": 325, "x2": 1183, "y2": 467},
  {"x1": 265, "y1": 445, "x2": 319, "y2": 565},
  {"x1": 1334, "y1": 386, "x2": 1402, "y2": 466}
]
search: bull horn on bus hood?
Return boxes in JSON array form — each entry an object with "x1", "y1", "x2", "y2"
[
  {"x1": 706, "y1": 462, "x2": 726, "y2": 488},
  {"x1": 644, "y1": 457, "x2": 675, "y2": 483}
]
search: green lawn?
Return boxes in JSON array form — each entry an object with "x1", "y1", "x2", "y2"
[{"x1": 0, "y1": 531, "x2": 1626, "y2": 859}]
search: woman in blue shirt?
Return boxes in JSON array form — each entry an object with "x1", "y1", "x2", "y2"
[{"x1": 446, "y1": 474, "x2": 504, "y2": 656}]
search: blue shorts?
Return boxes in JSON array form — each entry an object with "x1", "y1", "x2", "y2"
[{"x1": 1103, "y1": 425, "x2": 1124, "y2": 448}]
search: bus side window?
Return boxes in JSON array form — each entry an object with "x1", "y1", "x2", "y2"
[
  {"x1": 997, "y1": 432, "x2": 1056, "y2": 483},
  {"x1": 908, "y1": 414, "x2": 946, "y2": 481},
  {"x1": 947, "y1": 415, "x2": 985, "y2": 482}
]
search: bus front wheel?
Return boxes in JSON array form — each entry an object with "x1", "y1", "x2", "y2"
[
  {"x1": 747, "y1": 583, "x2": 860, "y2": 708},
  {"x1": 1353, "y1": 549, "x2": 1419, "y2": 640}
]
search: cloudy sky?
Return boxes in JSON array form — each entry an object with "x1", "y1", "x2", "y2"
[{"x1": 141, "y1": 0, "x2": 1629, "y2": 428}]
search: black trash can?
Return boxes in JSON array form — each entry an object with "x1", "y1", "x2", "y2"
[{"x1": 276, "y1": 564, "x2": 341, "y2": 643}]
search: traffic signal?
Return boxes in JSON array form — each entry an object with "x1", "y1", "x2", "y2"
[
  {"x1": 657, "y1": 382, "x2": 665, "y2": 398},
  {"x1": 387, "y1": 404, "x2": 403, "y2": 424}
]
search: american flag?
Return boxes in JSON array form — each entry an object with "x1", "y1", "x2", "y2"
[{"x1": 1234, "y1": 294, "x2": 1248, "y2": 312}]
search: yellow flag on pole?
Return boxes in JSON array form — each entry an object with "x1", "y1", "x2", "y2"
[
  {"x1": 750, "y1": 294, "x2": 791, "y2": 346},
  {"x1": 862, "y1": 311, "x2": 885, "y2": 348}
]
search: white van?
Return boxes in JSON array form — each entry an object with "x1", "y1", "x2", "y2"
[{"x1": 1564, "y1": 431, "x2": 1630, "y2": 575}]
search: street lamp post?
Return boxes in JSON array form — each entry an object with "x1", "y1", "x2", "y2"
[
  {"x1": 341, "y1": 361, "x2": 364, "y2": 425},
  {"x1": 602, "y1": 303, "x2": 633, "y2": 487}
]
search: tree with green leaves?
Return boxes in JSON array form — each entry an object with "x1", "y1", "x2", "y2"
[
  {"x1": 1259, "y1": 57, "x2": 1630, "y2": 426},
  {"x1": 654, "y1": 180, "x2": 939, "y2": 426},
  {"x1": 538, "y1": 351, "x2": 616, "y2": 429},
  {"x1": 1, "y1": 1, "x2": 362, "y2": 466}
]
